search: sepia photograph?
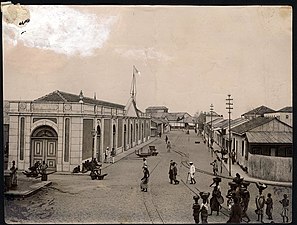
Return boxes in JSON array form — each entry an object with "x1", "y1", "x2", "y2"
[{"x1": 2, "y1": 3, "x2": 293, "y2": 224}]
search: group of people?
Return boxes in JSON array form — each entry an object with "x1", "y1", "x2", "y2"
[
  {"x1": 168, "y1": 160, "x2": 179, "y2": 184},
  {"x1": 191, "y1": 173, "x2": 290, "y2": 224},
  {"x1": 104, "y1": 147, "x2": 116, "y2": 164}
]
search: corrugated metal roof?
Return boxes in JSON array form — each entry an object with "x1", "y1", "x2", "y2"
[
  {"x1": 231, "y1": 117, "x2": 275, "y2": 135},
  {"x1": 246, "y1": 131, "x2": 292, "y2": 144}
]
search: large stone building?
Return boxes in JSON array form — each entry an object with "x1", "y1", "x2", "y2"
[{"x1": 6, "y1": 90, "x2": 151, "y2": 172}]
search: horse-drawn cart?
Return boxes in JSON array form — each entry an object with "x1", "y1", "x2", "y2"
[{"x1": 135, "y1": 145, "x2": 158, "y2": 157}]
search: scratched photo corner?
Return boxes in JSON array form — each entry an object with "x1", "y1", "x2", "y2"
[{"x1": 2, "y1": 3, "x2": 293, "y2": 224}]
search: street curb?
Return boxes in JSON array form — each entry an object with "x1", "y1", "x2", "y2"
[{"x1": 4, "y1": 181, "x2": 52, "y2": 198}]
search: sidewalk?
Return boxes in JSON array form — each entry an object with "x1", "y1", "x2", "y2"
[
  {"x1": 210, "y1": 140, "x2": 292, "y2": 188},
  {"x1": 4, "y1": 172, "x2": 52, "y2": 198},
  {"x1": 56, "y1": 137, "x2": 158, "y2": 175}
]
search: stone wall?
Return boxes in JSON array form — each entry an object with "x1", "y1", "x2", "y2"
[{"x1": 248, "y1": 153, "x2": 292, "y2": 182}]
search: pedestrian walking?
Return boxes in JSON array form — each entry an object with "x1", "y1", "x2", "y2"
[
  {"x1": 241, "y1": 189, "x2": 251, "y2": 223},
  {"x1": 104, "y1": 147, "x2": 110, "y2": 163},
  {"x1": 255, "y1": 182, "x2": 267, "y2": 223},
  {"x1": 165, "y1": 135, "x2": 168, "y2": 144},
  {"x1": 209, "y1": 177, "x2": 223, "y2": 216},
  {"x1": 192, "y1": 195, "x2": 200, "y2": 224},
  {"x1": 188, "y1": 162, "x2": 196, "y2": 184},
  {"x1": 227, "y1": 196, "x2": 242, "y2": 223},
  {"x1": 280, "y1": 194, "x2": 289, "y2": 223},
  {"x1": 265, "y1": 193, "x2": 273, "y2": 220},
  {"x1": 172, "y1": 162, "x2": 179, "y2": 184},
  {"x1": 168, "y1": 160, "x2": 174, "y2": 184},
  {"x1": 166, "y1": 141, "x2": 172, "y2": 152},
  {"x1": 140, "y1": 165, "x2": 150, "y2": 192},
  {"x1": 110, "y1": 147, "x2": 116, "y2": 164},
  {"x1": 210, "y1": 159, "x2": 218, "y2": 176},
  {"x1": 200, "y1": 192, "x2": 210, "y2": 224}
]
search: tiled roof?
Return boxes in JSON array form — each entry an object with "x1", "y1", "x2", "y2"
[
  {"x1": 241, "y1": 105, "x2": 275, "y2": 116},
  {"x1": 146, "y1": 106, "x2": 168, "y2": 110},
  {"x1": 278, "y1": 106, "x2": 292, "y2": 113},
  {"x1": 34, "y1": 90, "x2": 125, "y2": 109},
  {"x1": 246, "y1": 131, "x2": 292, "y2": 144},
  {"x1": 231, "y1": 117, "x2": 275, "y2": 135}
]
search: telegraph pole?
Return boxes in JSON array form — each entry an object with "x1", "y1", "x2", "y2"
[
  {"x1": 226, "y1": 94, "x2": 233, "y2": 176},
  {"x1": 210, "y1": 104, "x2": 214, "y2": 157}
]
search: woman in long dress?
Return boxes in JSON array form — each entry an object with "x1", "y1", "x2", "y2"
[{"x1": 140, "y1": 166, "x2": 150, "y2": 192}]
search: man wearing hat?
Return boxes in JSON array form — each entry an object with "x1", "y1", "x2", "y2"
[{"x1": 189, "y1": 162, "x2": 196, "y2": 184}]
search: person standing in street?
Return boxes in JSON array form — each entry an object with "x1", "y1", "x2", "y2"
[
  {"x1": 165, "y1": 135, "x2": 168, "y2": 144},
  {"x1": 265, "y1": 193, "x2": 273, "y2": 220},
  {"x1": 10, "y1": 160, "x2": 18, "y2": 188},
  {"x1": 168, "y1": 160, "x2": 174, "y2": 184},
  {"x1": 210, "y1": 159, "x2": 218, "y2": 176},
  {"x1": 200, "y1": 192, "x2": 210, "y2": 224},
  {"x1": 110, "y1": 147, "x2": 116, "y2": 164},
  {"x1": 255, "y1": 183, "x2": 267, "y2": 223},
  {"x1": 105, "y1": 147, "x2": 109, "y2": 163},
  {"x1": 280, "y1": 194, "x2": 289, "y2": 223},
  {"x1": 167, "y1": 141, "x2": 172, "y2": 152},
  {"x1": 189, "y1": 162, "x2": 196, "y2": 184},
  {"x1": 172, "y1": 162, "x2": 179, "y2": 184},
  {"x1": 192, "y1": 195, "x2": 200, "y2": 224},
  {"x1": 140, "y1": 165, "x2": 150, "y2": 192}
]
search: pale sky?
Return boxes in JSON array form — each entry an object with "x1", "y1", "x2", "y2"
[{"x1": 3, "y1": 5, "x2": 292, "y2": 118}]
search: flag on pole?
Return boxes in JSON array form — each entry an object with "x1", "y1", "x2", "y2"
[{"x1": 133, "y1": 65, "x2": 141, "y2": 76}]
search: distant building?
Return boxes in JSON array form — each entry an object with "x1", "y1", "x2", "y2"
[
  {"x1": 6, "y1": 90, "x2": 151, "y2": 172},
  {"x1": 231, "y1": 117, "x2": 292, "y2": 182},
  {"x1": 241, "y1": 105, "x2": 275, "y2": 120},
  {"x1": 264, "y1": 106, "x2": 292, "y2": 126},
  {"x1": 164, "y1": 112, "x2": 195, "y2": 130},
  {"x1": 145, "y1": 106, "x2": 168, "y2": 117}
]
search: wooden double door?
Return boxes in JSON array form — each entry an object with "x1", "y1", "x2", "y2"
[{"x1": 31, "y1": 126, "x2": 58, "y2": 171}]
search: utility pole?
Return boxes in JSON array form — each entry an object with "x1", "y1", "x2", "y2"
[
  {"x1": 226, "y1": 94, "x2": 233, "y2": 177},
  {"x1": 210, "y1": 104, "x2": 214, "y2": 157}
]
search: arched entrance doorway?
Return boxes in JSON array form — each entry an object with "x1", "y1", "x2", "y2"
[{"x1": 31, "y1": 125, "x2": 58, "y2": 171}]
